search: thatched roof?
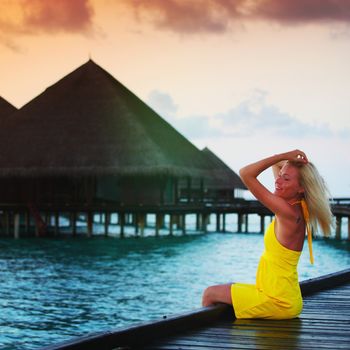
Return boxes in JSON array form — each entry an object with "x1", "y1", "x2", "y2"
[
  {"x1": 201, "y1": 147, "x2": 246, "y2": 190},
  {"x1": 0, "y1": 96, "x2": 17, "y2": 117},
  {"x1": 0, "y1": 60, "x2": 216, "y2": 178}
]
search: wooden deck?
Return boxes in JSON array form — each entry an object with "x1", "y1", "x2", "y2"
[
  {"x1": 144, "y1": 282, "x2": 350, "y2": 350},
  {"x1": 41, "y1": 269, "x2": 350, "y2": 350}
]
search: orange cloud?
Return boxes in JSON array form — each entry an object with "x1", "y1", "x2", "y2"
[
  {"x1": 126, "y1": 0, "x2": 350, "y2": 33},
  {"x1": 254, "y1": 0, "x2": 350, "y2": 24},
  {"x1": 0, "y1": 0, "x2": 94, "y2": 36},
  {"x1": 127, "y1": 0, "x2": 240, "y2": 33}
]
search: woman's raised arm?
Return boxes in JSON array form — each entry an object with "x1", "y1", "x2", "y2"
[{"x1": 239, "y1": 150, "x2": 308, "y2": 216}]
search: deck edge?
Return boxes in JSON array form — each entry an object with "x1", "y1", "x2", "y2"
[{"x1": 300, "y1": 268, "x2": 350, "y2": 296}]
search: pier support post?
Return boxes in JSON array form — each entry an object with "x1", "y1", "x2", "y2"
[
  {"x1": 139, "y1": 214, "x2": 145, "y2": 236},
  {"x1": 196, "y1": 214, "x2": 200, "y2": 231},
  {"x1": 244, "y1": 214, "x2": 249, "y2": 233},
  {"x1": 104, "y1": 213, "x2": 110, "y2": 237},
  {"x1": 14, "y1": 213, "x2": 20, "y2": 239},
  {"x1": 348, "y1": 217, "x2": 350, "y2": 241},
  {"x1": 54, "y1": 212, "x2": 60, "y2": 235},
  {"x1": 71, "y1": 211, "x2": 77, "y2": 236},
  {"x1": 237, "y1": 213, "x2": 243, "y2": 233},
  {"x1": 335, "y1": 216, "x2": 341, "y2": 239},
  {"x1": 87, "y1": 212, "x2": 93, "y2": 237},
  {"x1": 216, "y1": 213, "x2": 221, "y2": 232},
  {"x1": 223, "y1": 214, "x2": 226, "y2": 232},
  {"x1": 155, "y1": 214, "x2": 161, "y2": 236},
  {"x1": 172, "y1": 215, "x2": 179, "y2": 230},
  {"x1": 169, "y1": 214, "x2": 174, "y2": 236},
  {"x1": 260, "y1": 215, "x2": 265, "y2": 234},
  {"x1": 182, "y1": 214, "x2": 186, "y2": 235},
  {"x1": 201, "y1": 214, "x2": 208, "y2": 233},
  {"x1": 134, "y1": 213, "x2": 139, "y2": 236},
  {"x1": 160, "y1": 214, "x2": 165, "y2": 228},
  {"x1": 120, "y1": 213, "x2": 125, "y2": 238}
]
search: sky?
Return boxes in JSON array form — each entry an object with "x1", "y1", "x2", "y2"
[{"x1": 0, "y1": 0, "x2": 350, "y2": 197}]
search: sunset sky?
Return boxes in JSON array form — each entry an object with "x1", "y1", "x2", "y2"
[{"x1": 1, "y1": 0, "x2": 350, "y2": 196}]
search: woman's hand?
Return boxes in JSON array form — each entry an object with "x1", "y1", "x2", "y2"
[{"x1": 282, "y1": 149, "x2": 308, "y2": 164}]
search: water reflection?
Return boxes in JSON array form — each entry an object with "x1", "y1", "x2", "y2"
[{"x1": 232, "y1": 318, "x2": 303, "y2": 349}]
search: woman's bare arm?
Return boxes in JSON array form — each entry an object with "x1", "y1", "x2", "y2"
[{"x1": 239, "y1": 150, "x2": 308, "y2": 217}]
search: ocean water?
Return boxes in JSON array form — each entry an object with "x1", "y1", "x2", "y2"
[{"x1": 0, "y1": 214, "x2": 349, "y2": 350}]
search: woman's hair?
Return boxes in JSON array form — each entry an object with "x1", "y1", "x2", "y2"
[{"x1": 291, "y1": 161, "x2": 333, "y2": 236}]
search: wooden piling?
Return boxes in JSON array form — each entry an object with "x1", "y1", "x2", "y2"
[
  {"x1": 134, "y1": 213, "x2": 139, "y2": 236},
  {"x1": 182, "y1": 214, "x2": 186, "y2": 235},
  {"x1": 196, "y1": 214, "x2": 200, "y2": 231},
  {"x1": 87, "y1": 212, "x2": 93, "y2": 237},
  {"x1": 169, "y1": 214, "x2": 174, "y2": 236},
  {"x1": 201, "y1": 214, "x2": 208, "y2": 233},
  {"x1": 14, "y1": 213, "x2": 20, "y2": 239},
  {"x1": 71, "y1": 212, "x2": 77, "y2": 236},
  {"x1": 237, "y1": 213, "x2": 243, "y2": 233},
  {"x1": 335, "y1": 216, "x2": 342, "y2": 239},
  {"x1": 54, "y1": 212, "x2": 59, "y2": 235},
  {"x1": 155, "y1": 214, "x2": 161, "y2": 236},
  {"x1": 260, "y1": 215, "x2": 265, "y2": 234},
  {"x1": 216, "y1": 213, "x2": 221, "y2": 232},
  {"x1": 120, "y1": 213, "x2": 125, "y2": 238},
  {"x1": 104, "y1": 213, "x2": 109, "y2": 237},
  {"x1": 139, "y1": 214, "x2": 145, "y2": 236}
]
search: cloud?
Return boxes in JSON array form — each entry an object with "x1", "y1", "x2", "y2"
[
  {"x1": 218, "y1": 89, "x2": 333, "y2": 138},
  {"x1": 255, "y1": 0, "x2": 350, "y2": 24},
  {"x1": 169, "y1": 115, "x2": 223, "y2": 139},
  {"x1": 127, "y1": 0, "x2": 237, "y2": 34},
  {"x1": 147, "y1": 90, "x2": 178, "y2": 117},
  {"x1": 0, "y1": 0, "x2": 94, "y2": 44},
  {"x1": 126, "y1": 0, "x2": 350, "y2": 34},
  {"x1": 147, "y1": 90, "x2": 220, "y2": 138},
  {"x1": 147, "y1": 88, "x2": 338, "y2": 140}
]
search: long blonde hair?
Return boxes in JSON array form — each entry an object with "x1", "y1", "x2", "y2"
[{"x1": 292, "y1": 162, "x2": 333, "y2": 236}]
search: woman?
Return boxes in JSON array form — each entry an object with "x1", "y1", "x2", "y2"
[{"x1": 202, "y1": 150, "x2": 333, "y2": 319}]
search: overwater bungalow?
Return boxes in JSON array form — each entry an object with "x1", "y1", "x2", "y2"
[
  {"x1": 178, "y1": 147, "x2": 246, "y2": 203},
  {"x1": 201, "y1": 147, "x2": 245, "y2": 202},
  {"x1": 0, "y1": 60, "x2": 245, "y2": 236}
]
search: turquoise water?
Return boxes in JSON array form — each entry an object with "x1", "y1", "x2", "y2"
[{"x1": 0, "y1": 221, "x2": 349, "y2": 349}]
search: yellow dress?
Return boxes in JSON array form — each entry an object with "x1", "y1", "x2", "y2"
[{"x1": 231, "y1": 219, "x2": 307, "y2": 319}]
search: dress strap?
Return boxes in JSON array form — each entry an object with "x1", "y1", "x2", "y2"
[{"x1": 300, "y1": 199, "x2": 314, "y2": 264}]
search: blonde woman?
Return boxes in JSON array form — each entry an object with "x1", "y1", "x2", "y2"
[{"x1": 202, "y1": 150, "x2": 332, "y2": 319}]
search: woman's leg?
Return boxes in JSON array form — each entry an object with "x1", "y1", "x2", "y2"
[{"x1": 202, "y1": 283, "x2": 233, "y2": 307}]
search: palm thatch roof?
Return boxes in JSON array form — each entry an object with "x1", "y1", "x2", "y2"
[
  {"x1": 0, "y1": 96, "x2": 17, "y2": 117},
  {"x1": 0, "y1": 60, "x2": 216, "y2": 178},
  {"x1": 201, "y1": 147, "x2": 246, "y2": 190}
]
